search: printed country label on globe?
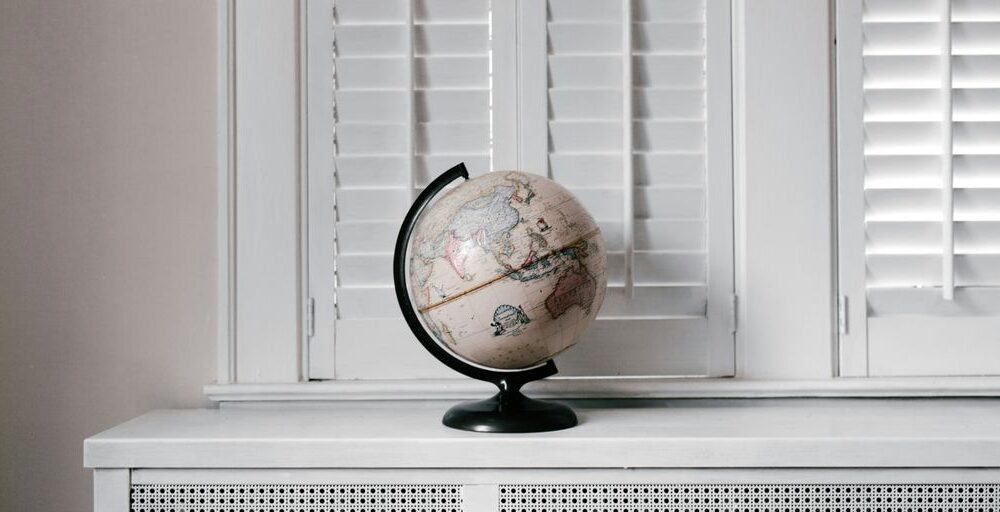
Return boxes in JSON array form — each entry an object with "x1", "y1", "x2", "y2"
[{"x1": 407, "y1": 171, "x2": 607, "y2": 369}]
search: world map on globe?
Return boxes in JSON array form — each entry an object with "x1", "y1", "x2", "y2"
[{"x1": 407, "y1": 171, "x2": 607, "y2": 369}]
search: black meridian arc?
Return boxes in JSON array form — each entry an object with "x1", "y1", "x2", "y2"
[{"x1": 392, "y1": 162, "x2": 578, "y2": 433}]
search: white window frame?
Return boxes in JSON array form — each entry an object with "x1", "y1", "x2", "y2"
[{"x1": 208, "y1": 0, "x2": 1000, "y2": 401}]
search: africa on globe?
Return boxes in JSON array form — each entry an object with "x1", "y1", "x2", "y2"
[{"x1": 406, "y1": 171, "x2": 607, "y2": 370}]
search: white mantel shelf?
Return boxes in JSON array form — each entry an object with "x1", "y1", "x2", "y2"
[{"x1": 84, "y1": 398, "x2": 1000, "y2": 470}]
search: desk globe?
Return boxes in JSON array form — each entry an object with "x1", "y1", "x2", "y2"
[{"x1": 394, "y1": 163, "x2": 607, "y2": 433}]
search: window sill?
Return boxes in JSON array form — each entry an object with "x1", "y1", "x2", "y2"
[
  {"x1": 202, "y1": 376, "x2": 1000, "y2": 402},
  {"x1": 85, "y1": 398, "x2": 1000, "y2": 469}
]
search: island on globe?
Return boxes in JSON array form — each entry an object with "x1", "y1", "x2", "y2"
[{"x1": 406, "y1": 171, "x2": 607, "y2": 370}]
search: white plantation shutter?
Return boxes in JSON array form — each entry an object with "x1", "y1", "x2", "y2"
[
  {"x1": 328, "y1": 0, "x2": 491, "y2": 378},
  {"x1": 315, "y1": 0, "x2": 733, "y2": 380},
  {"x1": 838, "y1": 0, "x2": 1000, "y2": 376},
  {"x1": 542, "y1": 0, "x2": 733, "y2": 376}
]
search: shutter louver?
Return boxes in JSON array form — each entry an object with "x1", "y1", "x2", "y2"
[
  {"x1": 842, "y1": 0, "x2": 1000, "y2": 376},
  {"x1": 332, "y1": 0, "x2": 491, "y2": 377},
  {"x1": 545, "y1": 0, "x2": 728, "y2": 376}
]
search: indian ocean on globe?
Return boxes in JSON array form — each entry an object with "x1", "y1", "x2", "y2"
[{"x1": 406, "y1": 170, "x2": 607, "y2": 370}]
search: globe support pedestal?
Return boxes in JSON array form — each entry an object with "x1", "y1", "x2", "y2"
[
  {"x1": 393, "y1": 162, "x2": 578, "y2": 433},
  {"x1": 443, "y1": 379, "x2": 577, "y2": 433}
]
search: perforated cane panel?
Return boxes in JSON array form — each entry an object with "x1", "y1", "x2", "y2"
[
  {"x1": 498, "y1": 484, "x2": 1000, "y2": 512},
  {"x1": 130, "y1": 484, "x2": 462, "y2": 512}
]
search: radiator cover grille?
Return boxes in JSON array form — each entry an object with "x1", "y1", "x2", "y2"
[
  {"x1": 130, "y1": 483, "x2": 1000, "y2": 512},
  {"x1": 130, "y1": 484, "x2": 462, "y2": 512},
  {"x1": 497, "y1": 484, "x2": 1000, "y2": 512}
]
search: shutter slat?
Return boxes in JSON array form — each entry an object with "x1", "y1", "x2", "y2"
[
  {"x1": 335, "y1": 123, "x2": 409, "y2": 154},
  {"x1": 547, "y1": 22, "x2": 704, "y2": 55},
  {"x1": 549, "y1": 56, "x2": 703, "y2": 89},
  {"x1": 954, "y1": 22, "x2": 1000, "y2": 54},
  {"x1": 869, "y1": 286, "x2": 1000, "y2": 316},
  {"x1": 606, "y1": 251, "x2": 706, "y2": 286},
  {"x1": 569, "y1": 187, "x2": 704, "y2": 221},
  {"x1": 866, "y1": 154, "x2": 1000, "y2": 188},
  {"x1": 868, "y1": 220, "x2": 1000, "y2": 254},
  {"x1": 599, "y1": 219, "x2": 705, "y2": 251},
  {"x1": 955, "y1": 121, "x2": 1000, "y2": 153},
  {"x1": 336, "y1": 89, "x2": 489, "y2": 123},
  {"x1": 336, "y1": 56, "x2": 489, "y2": 89},
  {"x1": 864, "y1": 0, "x2": 939, "y2": 22},
  {"x1": 337, "y1": 221, "x2": 399, "y2": 254},
  {"x1": 865, "y1": 88, "x2": 1000, "y2": 121},
  {"x1": 952, "y1": 0, "x2": 1000, "y2": 21},
  {"x1": 954, "y1": 55, "x2": 1000, "y2": 87},
  {"x1": 331, "y1": 24, "x2": 489, "y2": 57},
  {"x1": 864, "y1": 121, "x2": 941, "y2": 154},
  {"x1": 415, "y1": 122, "x2": 490, "y2": 154},
  {"x1": 335, "y1": 0, "x2": 409, "y2": 23},
  {"x1": 866, "y1": 188, "x2": 1000, "y2": 221},
  {"x1": 337, "y1": 189, "x2": 411, "y2": 221},
  {"x1": 864, "y1": 55, "x2": 941, "y2": 88},
  {"x1": 414, "y1": 24, "x2": 489, "y2": 55},
  {"x1": 414, "y1": 0, "x2": 489, "y2": 22},
  {"x1": 335, "y1": 156, "x2": 410, "y2": 187},
  {"x1": 863, "y1": 22, "x2": 941, "y2": 55},
  {"x1": 548, "y1": 88, "x2": 704, "y2": 120},
  {"x1": 549, "y1": 153, "x2": 704, "y2": 187},
  {"x1": 868, "y1": 253, "x2": 1000, "y2": 287},
  {"x1": 549, "y1": 120, "x2": 705, "y2": 153}
]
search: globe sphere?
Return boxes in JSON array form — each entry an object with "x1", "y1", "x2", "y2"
[{"x1": 406, "y1": 171, "x2": 607, "y2": 370}]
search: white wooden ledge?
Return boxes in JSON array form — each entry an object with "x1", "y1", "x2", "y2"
[{"x1": 84, "y1": 398, "x2": 1000, "y2": 469}]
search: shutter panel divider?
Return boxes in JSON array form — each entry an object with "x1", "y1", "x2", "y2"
[
  {"x1": 703, "y1": 0, "x2": 736, "y2": 376},
  {"x1": 490, "y1": 0, "x2": 518, "y2": 170},
  {"x1": 940, "y1": 0, "x2": 955, "y2": 300},
  {"x1": 405, "y1": 0, "x2": 417, "y2": 202},
  {"x1": 622, "y1": 0, "x2": 636, "y2": 298}
]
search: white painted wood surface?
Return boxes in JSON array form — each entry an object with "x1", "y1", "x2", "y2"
[
  {"x1": 204, "y1": 375, "x2": 1000, "y2": 401},
  {"x1": 834, "y1": 0, "x2": 868, "y2": 378},
  {"x1": 233, "y1": 0, "x2": 302, "y2": 383},
  {"x1": 704, "y1": 0, "x2": 735, "y2": 377},
  {"x1": 129, "y1": 467, "x2": 1000, "y2": 486},
  {"x1": 734, "y1": 0, "x2": 835, "y2": 379},
  {"x1": 216, "y1": 0, "x2": 236, "y2": 385},
  {"x1": 85, "y1": 399, "x2": 1000, "y2": 469},
  {"x1": 305, "y1": 0, "x2": 337, "y2": 380},
  {"x1": 93, "y1": 469, "x2": 129, "y2": 512}
]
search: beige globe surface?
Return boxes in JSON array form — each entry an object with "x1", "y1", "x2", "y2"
[{"x1": 407, "y1": 171, "x2": 607, "y2": 369}]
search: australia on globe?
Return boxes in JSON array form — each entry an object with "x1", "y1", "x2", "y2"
[{"x1": 406, "y1": 171, "x2": 607, "y2": 369}]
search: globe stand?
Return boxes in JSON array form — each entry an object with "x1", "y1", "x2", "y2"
[
  {"x1": 393, "y1": 162, "x2": 578, "y2": 433},
  {"x1": 443, "y1": 378, "x2": 577, "y2": 433}
]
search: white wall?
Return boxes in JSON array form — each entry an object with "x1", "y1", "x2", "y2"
[{"x1": 0, "y1": 1, "x2": 217, "y2": 510}]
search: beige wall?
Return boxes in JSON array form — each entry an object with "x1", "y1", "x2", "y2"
[{"x1": 0, "y1": 1, "x2": 217, "y2": 510}]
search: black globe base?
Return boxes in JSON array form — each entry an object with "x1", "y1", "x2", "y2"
[{"x1": 443, "y1": 388, "x2": 577, "y2": 433}]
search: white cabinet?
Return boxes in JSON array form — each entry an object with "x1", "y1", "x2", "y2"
[{"x1": 86, "y1": 399, "x2": 1000, "y2": 511}]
